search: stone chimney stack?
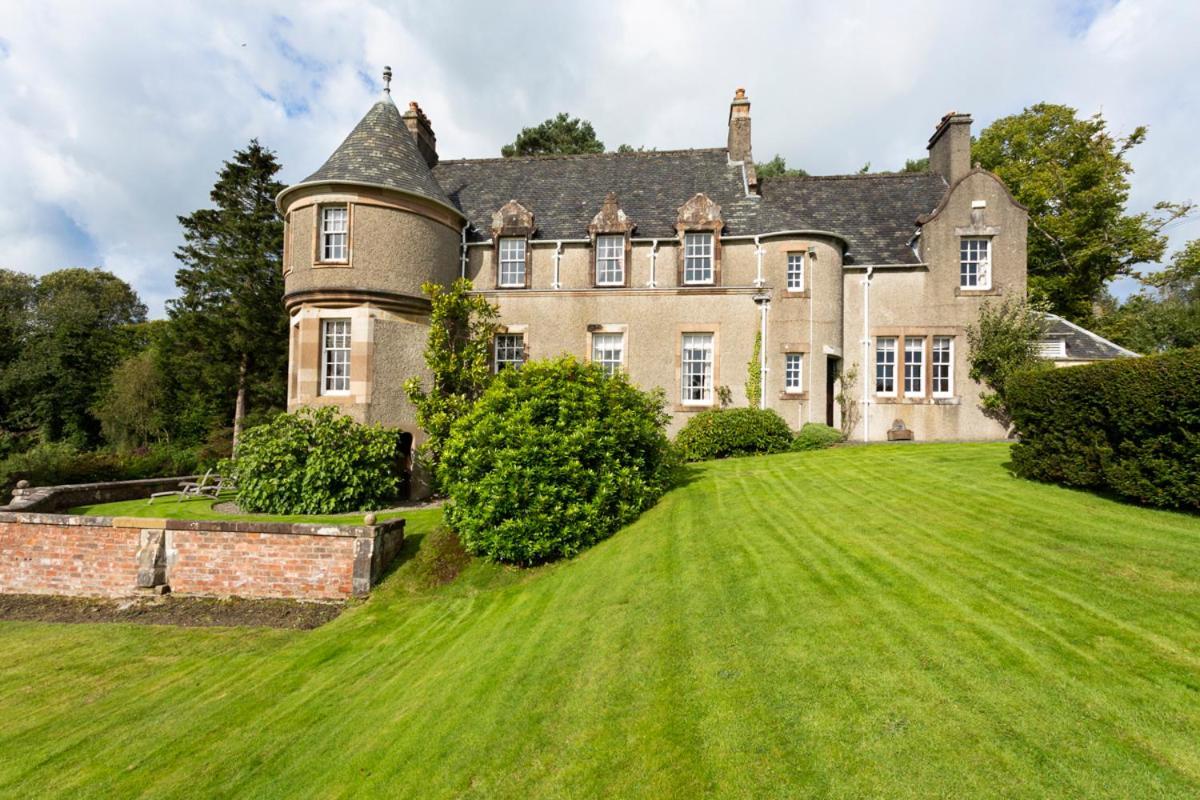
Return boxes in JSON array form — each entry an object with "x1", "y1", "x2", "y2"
[
  {"x1": 927, "y1": 111, "x2": 972, "y2": 184},
  {"x1": 402, "y1": 101, "x2": 438, "y2": 168},
  {"x1": 727, "y1": 88, "x2": 757, "y2": 190}
]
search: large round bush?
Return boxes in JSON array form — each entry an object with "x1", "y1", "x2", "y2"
[
  {"x1": 223, "y1": 407, "x2": 403, "y2": 514},
  {"x1": 674, "y1": 407, "x2": 794, "y2": 461},
  {"x1": 792, "y1": 422, "x2": 844, "y2": 452},
  {"x1": 440, "y1": 357, "x2": 674, "y2": 565}
]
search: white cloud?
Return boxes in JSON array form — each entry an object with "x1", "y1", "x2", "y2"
[{"x1": 0, "y1": 0, "x2": 1196, "y2": 314}]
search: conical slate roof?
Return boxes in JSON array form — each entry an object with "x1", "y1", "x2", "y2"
[{"x1": 299, "y1": 98, "x2": 454, "y2": 209}]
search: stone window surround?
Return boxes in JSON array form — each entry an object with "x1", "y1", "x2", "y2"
[
  {"x1": 777, "y1": 341, "x2": 809, "y2": 400},
  {"x1": 313, "y1": 203, "x2": 353, "y2": 267},
  {"x1": 288, "y1": 305, "x2": 375, "y2": 408},
  {"x1": 675, "y1": 193, "x2": 723, "y2": 287},
  {"x1": 491, "y1": 323, "x2": 529, "y2": 372},
  {"x1": 588, "y1": 192, "x2": 635, "y2": 289},
  {"x1": 490, "y1": 200, "x2": 536, "y2": 290},
  {"x1": 585, "y1": 324, "x2": 628, "y2": 373},
  {"x1": 871, "y1": 326, "x2": 961, "y2": 405},
  {"x1": 675, "y1": 323, "x2": 720, "y2": 412}
]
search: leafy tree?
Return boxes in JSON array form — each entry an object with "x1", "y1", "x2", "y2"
[
  {"x1": 403, "y1": 279, "x2": 500, "y2": 484},
  {"x1": 756, "y1": 155, "x2": 809, "y2": 179},
  {"x1": 965, "y1": 297, "x2": 1050, "y2": 428},
  {"x1": 2, "y1": 268, "x2": 146, "y2": 446},
  {"x1": 902, "y1": 157, "x2": 929, "y2": 172},
  {"x1": 858, "y1": 162, "x2": 871, "y2": 174},
  {"x1": 93, "y1": 349, "x2": 168, "y2": 451},
  {"x1": 1096, "y1": 240, "x2": 1200, "y2": 354},
  {"x1": 0, "y1": 270, "x2": 36, "y2": 435},
  {"x1": 746, "y1": 330, "x2": 762, "y2": 407},
  {"x1": 616, "y1": 144, "x2": 655, "y2": 153},
  {"x1": 1141, "y1": 238, "x2": 1200, "y2": 300},
  {"x1": 501, "y1": 113, "x2": 604, "y2": 157},
  {"x1": 167, "y1": 140, "x2": 287, "y2": 451},
  {"x1": 973, "y1": 104, "x2": 1193, "y2": 321}
]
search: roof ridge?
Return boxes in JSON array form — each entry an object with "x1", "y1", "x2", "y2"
[
  {"x1": 435, "y1": 147, "x2": 729, "y2": 166},
  {"x1": 762, "y1": 171, "x2": 945, "y2": 183}
]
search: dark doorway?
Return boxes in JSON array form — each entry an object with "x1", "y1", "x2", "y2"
[{"x1": 825, "y1": 356, "x2": 840, "y2": 427}]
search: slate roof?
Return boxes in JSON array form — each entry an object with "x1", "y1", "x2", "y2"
[
  {"x1": 1042, "y1": 314, "x2": 1139, "y2": 360},
  {"x1": 433, "y1": 149, "x2": 760, "y2": 242},
  {"x1": 292, "y1": 98, "x2": 953, "y2": 264},
  {"x1": 299, "y1": 99, "x2": 453, "y2": 209},
  {"x1": 433, "y1": 150, "x2": 948, "y2": 265},
  {"x1": 756, "y1": 173, "x2": 948, "y2": 265}
]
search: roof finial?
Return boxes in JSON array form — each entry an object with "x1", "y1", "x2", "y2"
[{"x1": 382, "y1": 65, "x2": 392, "y2": 95}]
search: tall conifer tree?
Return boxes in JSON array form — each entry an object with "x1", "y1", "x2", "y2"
[{"x1": 169, "y1": 140, "x2": 287, "y2": 451}]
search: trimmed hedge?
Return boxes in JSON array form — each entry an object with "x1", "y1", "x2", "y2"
[
  {"x1": 441, "y1": 357, "x2": 675, "y2": 565},
  {"x1": 675, "y1": 407, "x2": 794, "y2": 462},
  {"x1": 792, "y1": 423, "x2": 843, "y2": 452},
  {"x1": 1008, "y1": 348, "x2": 1200, "y2": 509}
]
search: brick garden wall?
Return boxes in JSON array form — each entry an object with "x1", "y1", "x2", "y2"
[
  {"x1": 0, "y1": 519, "x2": 143, "y2": 597},
  {"x1": 0, "y1": 513, "x2": 405, "y2": 601}
]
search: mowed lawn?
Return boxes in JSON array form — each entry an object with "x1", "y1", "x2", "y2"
[{"x1": 2, "y1": 443, "x2": 1200, "y2": 798}]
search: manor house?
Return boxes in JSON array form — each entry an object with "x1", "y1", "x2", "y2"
[{"x1": 277, "y1": 76, "x2": 1128, "y2": 449}]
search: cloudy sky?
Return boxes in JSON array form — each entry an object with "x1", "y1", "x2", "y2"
[{"x1": 1, "y1": 0, "x2": 1197, "y2": 315}]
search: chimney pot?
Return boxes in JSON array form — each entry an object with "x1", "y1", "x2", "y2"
[
  {"x1": 402, "y1": 99, "x2": 438, "y2": 168},
  {"x1": 727, "y1": 88, "x2": 756, "y2": 190}
]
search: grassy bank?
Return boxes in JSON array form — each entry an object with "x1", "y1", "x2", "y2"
[{"x1": 2, "y1": 443, "x2": 1200, "y2": 798}]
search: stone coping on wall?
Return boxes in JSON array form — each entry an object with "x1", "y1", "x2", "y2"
[
  {"x1": 0, "y1": 510, "x2": 403, "y2": 538},
  {"x1": 2, "y1": 475, "x2": 200, "y2": 514}
]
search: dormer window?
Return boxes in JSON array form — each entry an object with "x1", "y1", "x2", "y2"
[
  {"x1": 684, "y1": 232, "x2": 714, "y2": 284},
  {"x1": 675, "y1": 193, "x2": 722, "y2": 287},
  {"x1": 498, "y1": 237, "x2": 527, "y2": 288},
  {"x1": 595, "y1": 235, "x2": 625, "y2": 286},
  {"x1": 960, "y1": 237, "x2": 991, "y2": 289},
  {"x1": 320, "y1": 206, "x2": 349, "y2": 262}
]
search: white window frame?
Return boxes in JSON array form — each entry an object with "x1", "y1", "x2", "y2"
[
  {"x1": 681, "y1": 332, "x2": 714, "y2": 405},
  {"x1": 595, "y1": 235, "x2": 625, "y2": 286},
  {"x1": 498, "y1": 237, "x2": 527, "y2": 288},
  {"x1": 904, "y1": 336, "x2": 925, "y2": 397},
  {"x1": 590, "y1": 331, "x2": 625, "y2": 375},
  {"x1": 683, "y1": 232, "x2": 714, "y2": 285},
  {"x1": 932, "y1": 336, "x2": 954, "y2": 397},
  {"x1": 875, "y1": 337, "x2": 897, "y2": 397},
  {"x1": 320, "y1": 318, "x2": 352, "y2": 396},
  {"x1": 960, "y1": 237, "x2": 991, "y2": 290},
  {"x1": 784, "y1": 352, "x2": 803, "y2": 393},
  {"x1": 493, "y1": 333, "x2": 525, "y2": 372},
  {"x1": 786, "y1": 252, "x2": 805, "y2": 291},
  {"x1": 320, "y1": 206, "x2": 349, "y2": 263}
]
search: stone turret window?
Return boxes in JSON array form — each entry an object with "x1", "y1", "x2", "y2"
[
  {"x1": 684, "y1": 233, "x2": 714, "y2": 284},
  {"x1": 320, "y1": 206, "x2": 349, "y2": 263},
  {"x1": 787, "y1": 252, "x2": 805, "y2": 291},
  {"x1": 498, "y1": 238, "x2": 527, "y2": 287},
  {"x1": 320, "y1": 318, "x2": 352, "y2": 395}
]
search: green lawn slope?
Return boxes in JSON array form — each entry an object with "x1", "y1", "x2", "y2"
[{"x1": 2, "y1": 443, "x2": 1200, "y2": 798}]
